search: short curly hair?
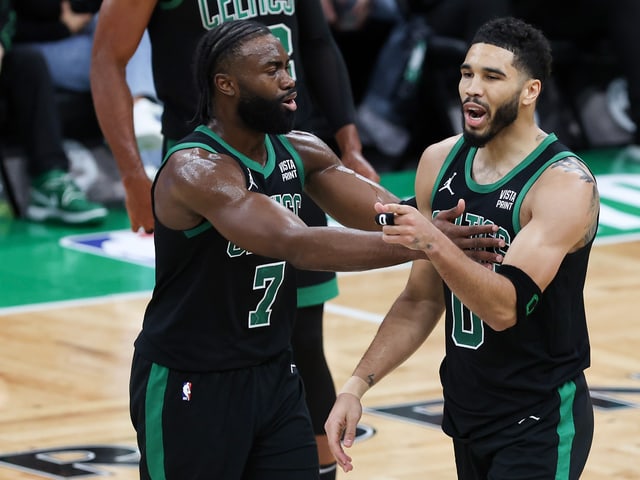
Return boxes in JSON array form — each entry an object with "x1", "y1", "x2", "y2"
[{"x1": 471, "y1": 16, "x2": 552, "y2": 85}]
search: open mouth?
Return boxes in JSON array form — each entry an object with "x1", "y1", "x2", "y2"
[
  {"x1": 282, "y1": 92, "x2": 298, "y2": 112},
  {"x1": 463, "y1": 102, "x2": 487, "y2": 127}
]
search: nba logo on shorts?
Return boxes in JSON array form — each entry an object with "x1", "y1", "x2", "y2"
[{"x1": 182, "y1": 382, "x2": 192, "y2": 401}]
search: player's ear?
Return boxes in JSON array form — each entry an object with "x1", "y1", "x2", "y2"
[
  {"x1": 215, "y1": 73, "x2": 236, "y2": 97},
  {"x1": 521, "y1": 78, "x2": 541, "y2": 106}
]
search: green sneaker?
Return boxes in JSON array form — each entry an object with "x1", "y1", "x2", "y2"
[{"x1": 27, "y1": 169, "x2": 108, "y2": 224}]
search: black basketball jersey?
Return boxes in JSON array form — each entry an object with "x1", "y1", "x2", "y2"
[
  {"x1": 134, "y1": 126, "x2": 305, "y2": 371},
  {"x1": 148, "y1": 1, "x2": 311, "y2": 139},
  {"x1": 431, "y1": 134, "x2": 594, "y2": 439}
]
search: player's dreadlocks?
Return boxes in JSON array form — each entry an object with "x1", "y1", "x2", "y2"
[{"x1": 193, "y1": 20, "x2": 271, "y2": 125}]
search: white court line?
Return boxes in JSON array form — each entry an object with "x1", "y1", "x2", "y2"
[
  {"x1": 325, "y1": 303, "x2": 385, "y2": 325},
  {"x1": 0, "y1": 291, "x2": 152, "y2": 317}
]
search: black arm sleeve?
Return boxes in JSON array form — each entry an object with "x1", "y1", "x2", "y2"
[
  {"x1": 296, "y1": 0, "x2": 356, "y2": 135},
  {"x1": 495, "y1": 264, "x2": 542, "y2": 320}
]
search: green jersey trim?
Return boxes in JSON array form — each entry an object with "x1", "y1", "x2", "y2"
[
  {"x1": 163, "y1": 140, "x2": 211, "y2": 165},
  {"x1": 464, "y1": 133, "x2": 559, "y2": 194},
  {"x1": 195, "y1": 125, "x2": 277, "y2": 177}
]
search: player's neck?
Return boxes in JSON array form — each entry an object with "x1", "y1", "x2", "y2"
[
  {"x1": 209, "y1": 120, "x2": 268, "y2": 165},
  {"x1": 472, "y1": 123, "x2": 547, "y2": 184}
]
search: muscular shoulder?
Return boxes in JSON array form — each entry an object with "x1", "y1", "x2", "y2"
[
  {"x1": 415, "y1": 134, "x2": 462, "y2": 210},
  {"x1": 155, "y1": 147, "x2": 247, "y2": 228},
  {"x1": 285, "y1": 129, "x2": 333, "y2": 155},
  {"x1": 420, "y1": 135, "x2": 462, "y2": 163},
  {"x1": 285, "y1": 129, "x2": 341, "y2": 175},
  {"x1": 546, "y1": 156, "x2": 596, "y2": 183},
  {"x1": 165, "y1": 147, "x2": 243, "y2": 188},
  {"x1": 527, "y1": 155, "x2": 599, "y2": 247},
  {"x1": 533, "y1": 156, "x2": 597, "y2": 207}
]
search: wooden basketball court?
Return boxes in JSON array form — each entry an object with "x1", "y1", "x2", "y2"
[{"x1": 0, "y1": 239, "x2": 639, "y2": 479}]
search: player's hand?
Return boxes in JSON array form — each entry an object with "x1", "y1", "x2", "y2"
[
  {"x1": 433, "y1": 199, "x2": 504, "y2": 265},
  {"x1": 324, "y1": 393, "x2": 363, "y2": 473},
  {"x1": 375, "y1": 200, "x2": 505, "y2": 266},
  {"x1": 123, "y1": 171, "x2": 154, "y2": 234}
]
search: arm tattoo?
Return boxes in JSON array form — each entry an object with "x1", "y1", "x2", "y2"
[
  {"x1": 551, "y1": 157, "x2": 595, "y2": 185},
  {"x1": 366, "y1": 374, "x2": 375, "y2": 387},
  {"x1": 583, "y1": 183, "x2": 600, "y2": 244},
  {"x1": 552, "y1": 157, "x2": 600, "y2": 243}
]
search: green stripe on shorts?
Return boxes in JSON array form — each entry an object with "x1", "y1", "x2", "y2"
[
  {"x1": 146, "y1": 362, "x2": 169, "y2": 480},
  {"x1": 555, "y1": 379, "x2": 577, "y2": 480}
]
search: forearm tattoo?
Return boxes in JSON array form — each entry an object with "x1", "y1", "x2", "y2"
[{"x1": 366, "y1": 374, "x2": 375, "y2": 387}]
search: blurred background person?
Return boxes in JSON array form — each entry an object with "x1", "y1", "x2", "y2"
[{"x1": 0, "y1": 0, "x2": 107, "y2": 223}]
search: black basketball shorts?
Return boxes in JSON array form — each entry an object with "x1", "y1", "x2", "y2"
[
  {"x1": 452, "y1": 373, "x2": 593, "y2": 479},
  {"x1": 130, "y1": 349, "x2": 319, "y2": 479}
]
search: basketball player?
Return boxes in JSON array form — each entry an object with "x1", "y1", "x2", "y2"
[
  {"x1": 128, "y1": 20, "x2": 505, "y2": 480},
  {"x1": 91, "y1": 3, "x2": 376, "y2": 476},
  {"x1": 326, "y1": 17, "x2": 598, "y2": 479}
]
